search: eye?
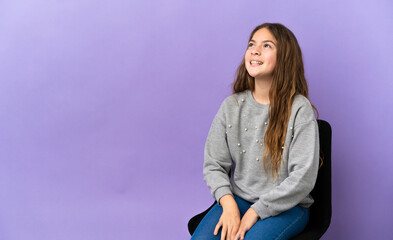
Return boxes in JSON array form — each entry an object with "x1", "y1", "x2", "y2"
[
  {"x1": 248, "y1": 42, "x2": 254, "y2": 48},
  {"x1": 263, "y1": 43, "x2": 271, "y2": 48}
]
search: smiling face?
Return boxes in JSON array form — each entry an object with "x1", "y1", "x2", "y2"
[{"x1": 244, "y1": 28, "x2": 277, "y2": 82}]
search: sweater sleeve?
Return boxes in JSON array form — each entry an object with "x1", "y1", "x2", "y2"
[
  {"x1": 251, "y1": 119, "x2": 319, "y2": 220},
  {"x1": 203, "y1": 103, "x2": 233, "y2": 203}
]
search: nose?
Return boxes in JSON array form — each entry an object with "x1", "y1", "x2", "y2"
[{"x1": 251, "y1": 48, "x2": 260, "y2": 56}]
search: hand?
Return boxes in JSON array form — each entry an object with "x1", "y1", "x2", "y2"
[
  {"x1": 234, "y1": 208, "x2": 259, "y2": 240},
  {"x1": 214, "y1": 195, "x2": 241, "y2": 240}
]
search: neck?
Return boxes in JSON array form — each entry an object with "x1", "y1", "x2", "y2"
[{"x1": 252, "y1": 77, "x2": 272, "y2": 104}]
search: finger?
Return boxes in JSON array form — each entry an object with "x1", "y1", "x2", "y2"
[
  {"x1": 229, "y1": 229, "x2": 234, "y2": 240},
  {"x1": 234, "y1": 231, "x2": 240, "y2": 240},
  {"x1": 226, "y1": 225, "x2": 231, "y2": 240},
  {"x1": 234, "y1": 226, "x2": 243, "y2": 240},
  {"x1": 214, "y1": 220, "x2": 222, "y2": 235},
  {"x1": 220, "y1": 225, "x2": 227, "y2": 240},
  {"x1": 228, "y1": 225, "x2": 235, "y2": 240},
  {"x1": 240, "y1": 231, "x2": 245, "y2": 240},
  {"x1": 230, "y1": 226, "x2": 238, "y2": 240}
]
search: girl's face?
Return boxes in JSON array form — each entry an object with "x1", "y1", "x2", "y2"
[{"x1": 244, "y1": 28, "x2": 277, "y2": 81}]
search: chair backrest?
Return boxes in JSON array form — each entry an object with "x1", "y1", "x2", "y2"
[
  {"x1": 311, "y1": 120, "x2": 332, "y2": 227},
  {"x1": 292, "y1": 119, "x2": 332, "y2": 239}
]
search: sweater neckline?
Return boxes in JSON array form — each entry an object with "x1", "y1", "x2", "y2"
[{"x1": 246, "y1": 90, "x2": 269, "y2": 109}]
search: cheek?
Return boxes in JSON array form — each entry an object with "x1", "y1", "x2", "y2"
[
  {"x1": 244, "y1": 51, "x2": 250, "y2": 61},
  {"x1": 267, "y1": 53, "x2": 277, "y2": 68},
  {"x1": 244, "y1": 53, "x2": 251, "y2": 66}
]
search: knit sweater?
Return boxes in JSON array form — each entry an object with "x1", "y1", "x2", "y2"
[{"x1": 203, "y1": 90, "x2": 319, "y2": 220}]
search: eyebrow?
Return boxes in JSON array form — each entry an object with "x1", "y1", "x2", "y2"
[{"x1": 249, "y1": 39, "x2": 276, "y2": 46}]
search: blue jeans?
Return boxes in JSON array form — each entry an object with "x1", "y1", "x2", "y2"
[{"x1": 191, "y1": 195, "x2": 309, "y2": 240}]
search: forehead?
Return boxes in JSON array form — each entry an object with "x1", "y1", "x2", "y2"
[{"x1": 251, "y1": 28, "x2": 276, "y2": 43}]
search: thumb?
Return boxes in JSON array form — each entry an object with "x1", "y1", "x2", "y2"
[{"x1": 214, "y1": 219, "x2": 222, "y2": 235}]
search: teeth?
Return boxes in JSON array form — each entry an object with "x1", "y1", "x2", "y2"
[{"x1": 251, "y1": 60, "x2": 262, "y2": 65}]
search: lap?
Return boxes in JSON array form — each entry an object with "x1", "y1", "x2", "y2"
[
  {"x1": 245, "y1": 205, "x2": 309, "y2": 240},
  {"x1": 191, "y1": 195, "x2": 309, "y2": 240}
]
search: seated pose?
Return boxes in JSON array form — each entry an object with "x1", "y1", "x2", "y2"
[{"x1": 191, "y1": 23, "x2": 320, "y2": 240}]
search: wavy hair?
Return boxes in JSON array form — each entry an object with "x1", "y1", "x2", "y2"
[{"x1": 233, "y1": 23, "x2": 318, "y2": 179}]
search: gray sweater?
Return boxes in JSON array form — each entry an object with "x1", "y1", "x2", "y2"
[{"x1": 203, "y1": 90, "x2": 319, "y2": 220}]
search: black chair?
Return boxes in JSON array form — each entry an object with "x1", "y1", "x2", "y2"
[{"x1": 188, "y1": 119, "x2": 332, "y2": 239}]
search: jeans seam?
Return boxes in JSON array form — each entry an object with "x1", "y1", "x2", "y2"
[{"x1": 274, "y1": 208, "x2": 307, "y2": 240}]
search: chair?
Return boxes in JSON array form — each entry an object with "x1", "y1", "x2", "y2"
[{"x1": 188, "y1": 119, "x2": 332, "y2": 239}]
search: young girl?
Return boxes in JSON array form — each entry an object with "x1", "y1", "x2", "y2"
[{"x1": 191, "y1": 23, "x2": 320, "y2": 240}]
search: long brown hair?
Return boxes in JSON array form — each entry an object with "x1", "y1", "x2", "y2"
[{"x1": 233, "y1": 23, "x2": 318, "y2": 179}]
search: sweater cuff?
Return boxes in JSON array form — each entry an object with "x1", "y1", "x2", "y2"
[
  {"x1": 214, "y1": 186, "x2": 233, "y2": 205},
  {"x1": 251, "y1": 201, "x2": 273, "y2": 220}
]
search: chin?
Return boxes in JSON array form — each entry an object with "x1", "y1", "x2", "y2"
[
  {"x1": 249, "y1": 74, "x2": 258, "y2": 78},
  {"x1": 247, "y1": 71, "x2": 261, "y2": 78}
]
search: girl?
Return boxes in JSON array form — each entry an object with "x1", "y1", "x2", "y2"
[{"x1": 191, "y1": 23, "x2": 320, "y2": 240}]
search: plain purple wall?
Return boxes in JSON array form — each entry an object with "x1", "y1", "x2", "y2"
[{"x1": 1, "y1": 0, "x2": 392, "y2": 239}]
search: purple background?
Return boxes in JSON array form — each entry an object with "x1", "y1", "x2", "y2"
[{"x1": 1, "y1": 0, "x2": 392, "y2": 239}]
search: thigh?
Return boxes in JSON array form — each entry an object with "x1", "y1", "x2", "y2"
[
  {"x1": 234, "y1": 195, "x2": 253, "y2": 215},
  {"x1": 191, "y1": 203, "x2": 222, "y2": 240},
  {"x1": 245, "y1": 206, "x2": 309, "y2": 240},
  {"x1": 191, "y1": 196, "x2": 252, "y2": 240}
]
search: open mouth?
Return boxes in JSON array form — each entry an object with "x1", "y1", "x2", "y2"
[{"x1": 250, "y1": 60, "x2": 263, "y2": 65}]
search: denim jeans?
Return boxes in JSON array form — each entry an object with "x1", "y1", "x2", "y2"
[{"x1": 191, "y1": 195, "x2": 309, "y2": 240}]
